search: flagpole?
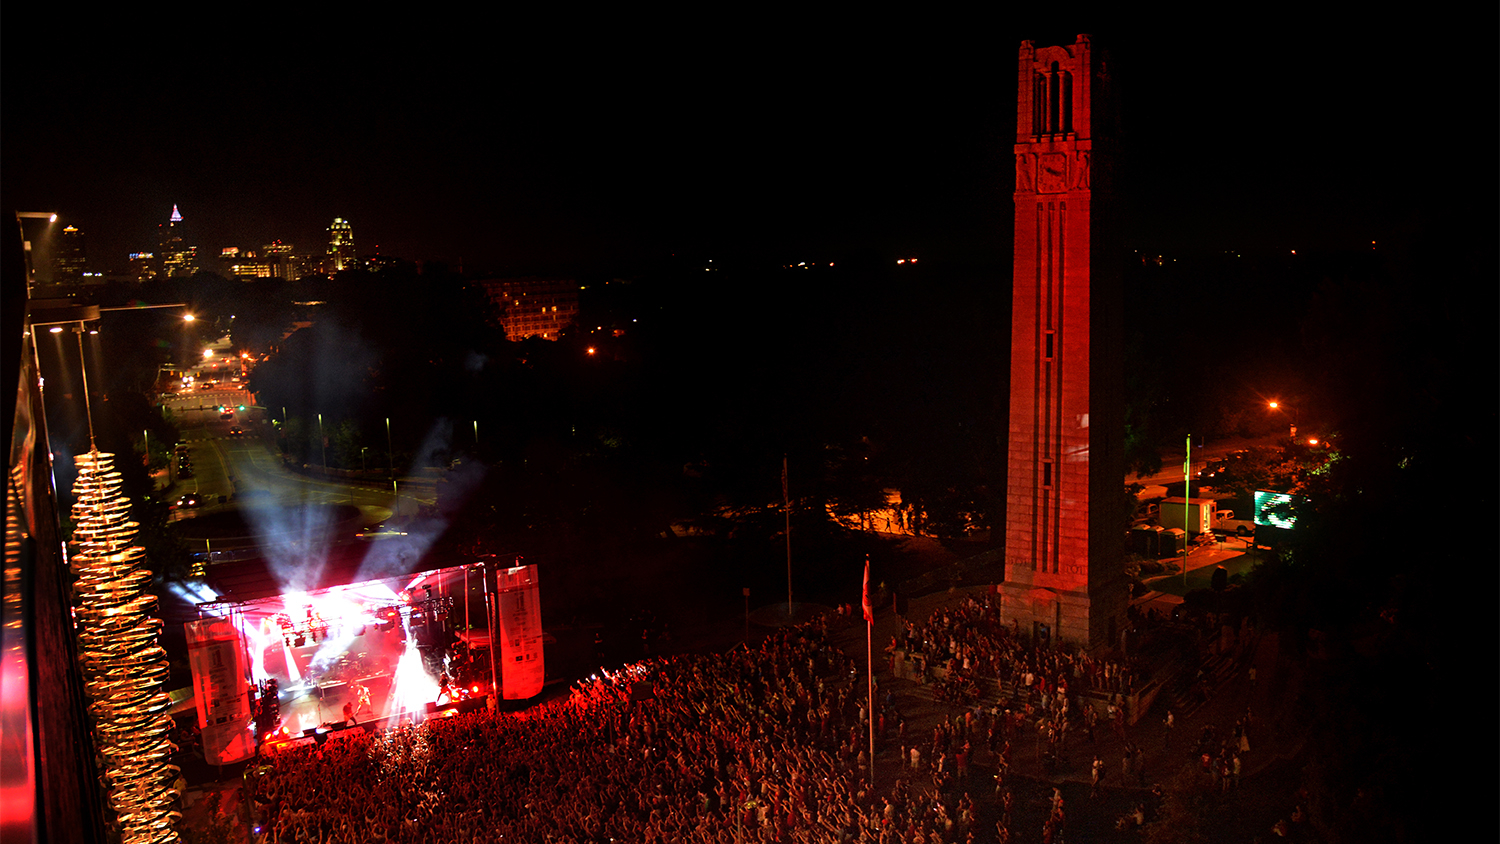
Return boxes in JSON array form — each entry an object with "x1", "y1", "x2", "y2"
[
  {"x1": 1184, "y1": 434, "x2": 1191, "y2": 589},
  {"x1": 867, "y1": 611, "x2": 875, "y2": 787},
  {"x1": 783, "y1": 454, "x2": 792, "y2": 617},
  {"x1": 863, "y1": 555, "x2": 875, "y2": 788}
]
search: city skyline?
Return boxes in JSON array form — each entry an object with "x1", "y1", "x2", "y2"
[{"x1": 5, "y1": 17, "x2": 1481, "y2": 278}]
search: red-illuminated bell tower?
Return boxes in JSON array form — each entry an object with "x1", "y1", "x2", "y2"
[{"x1": 1001, "y1": 34, "x2": 1126, "y2": 649}]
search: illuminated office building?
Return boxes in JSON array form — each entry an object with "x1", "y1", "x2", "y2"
[
  {"x1": 127, "y1": 253, "x2": 157, "y2": 282},
  {"x1": 158, "y1": 205, "x2": 196, "y2": 278},
  {"x1": 52, "y1": 225, "x2": 88, "y2": 282},
  {"x1": 327, "y1": 218, "x2": 355, "y2": 272}
]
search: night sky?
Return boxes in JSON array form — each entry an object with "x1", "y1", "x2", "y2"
[{"x1": 6, "y1": 15, "x2": 1482, "y2": 276}]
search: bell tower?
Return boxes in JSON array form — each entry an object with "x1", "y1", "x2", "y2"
[{"x1": 1001, "y1": 34, "x2": 1126, "y2": 649}]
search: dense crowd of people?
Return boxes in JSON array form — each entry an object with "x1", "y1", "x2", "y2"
[
  {"x1": 232, "y1": 594, "x2": 1281, "y2": 843},
  {"x1": 249, "y1": 616, "x2": 996, "y2": 843},
  {"x1": 892, "y1": 595, "x2": 1139, "y2": 703}
]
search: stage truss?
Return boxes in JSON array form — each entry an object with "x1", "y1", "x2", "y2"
[{"x1": 193, "y1": 562, "x2": 503, "y2": 756}]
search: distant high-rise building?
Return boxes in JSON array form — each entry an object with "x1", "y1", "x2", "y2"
[
  {"x1": 476, "y1": 277, "x2": 580, "y2": 341},
  {"x1": 362, "y1": 254, "x2": 404, "y2": 273},
  {"x1": 262, "y1": 241, "x2": 301, "y2": 280},
  {"x1": 327, "y1": 218, "x2": 355, "y2": 272},
  {"x1": 128, "y1": 252, "x2": 157, "y2": 282},
  {"x1": 159, "y1": 204, "x2": 196, "y2": 277},
  {"x1": 222, "y1": 247, "x2": 275, "y2": 279},
  {"x1": 51, "y1": 225, "x2": 88, "y2": 282}
]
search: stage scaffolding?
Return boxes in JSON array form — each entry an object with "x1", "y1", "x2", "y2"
[{"x1": 188, "y1": 559, "x2": 542, "y2": 757}]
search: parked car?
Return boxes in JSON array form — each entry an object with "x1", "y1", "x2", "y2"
[
  {"x1": 1198, "y1": 449, "x2": 1251, "y2": 481},
  {"x1": 190, "y1": 548, "x2": 257, "y2": 564},
  {"x1": 1131, "y1": 500, "x2": 1161, "y2": 526},
  {"x1": 356, "y1": 521, "x2": 410, "y2": 540}
]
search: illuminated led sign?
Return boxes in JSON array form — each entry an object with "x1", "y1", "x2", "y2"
[{"x1": 1253, "y1": 490, "x2": 1300, "y2": 530}]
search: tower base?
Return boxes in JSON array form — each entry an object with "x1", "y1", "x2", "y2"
[{"x1": 999, "y1": 570, "x2": 1128, "y2": 652}]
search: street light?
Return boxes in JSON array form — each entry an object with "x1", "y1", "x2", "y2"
[
  {"x1": 1267, "y1": 400, "x2": 1297, "y2": 439},
  {"x1": 15, "y1": 211, "x2": 58, "y2": 295},
  {"x1": 387, "y1": 417, "x2": 398, "y2": 518},
  {"x1": 24, "y1": 299, "x2": 182, "y2": 842}
]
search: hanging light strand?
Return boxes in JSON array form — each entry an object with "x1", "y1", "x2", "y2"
[{"x1": 71, "y1": 449, "x2": 181, "y2": 844}]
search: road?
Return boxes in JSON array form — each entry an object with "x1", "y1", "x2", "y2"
[
  {"x1": 1129, "y1": 435, "x2": 1284, "y2": 490},
  {"x1": 161, "y1": 388, "x2": 436, "y2": 526}
]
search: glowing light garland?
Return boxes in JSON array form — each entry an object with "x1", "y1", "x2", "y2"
[{"x1": 71, "y1": 450, "x2": 181, "y2": 844}]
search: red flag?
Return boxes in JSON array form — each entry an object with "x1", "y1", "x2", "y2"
[
  {"x1": 862, "y1": 557, "x2": 874, "y2": 624},
  {"x1": 781, "y1": 456, "x2": 789, "y2": 509}
]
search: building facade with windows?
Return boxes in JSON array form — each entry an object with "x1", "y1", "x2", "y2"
[
  {"x1": 159, "y1": 205, "x2": 196, "y2": 278},
  {"x1": 475, "y1": 277, "x2": 579, "y2": 341},
  {"x1": 327, "y1": 218, "x2": 355, "y2": 272},
  {"x1": 51, "y1": 225, "x2": 88, "y2": 282}
]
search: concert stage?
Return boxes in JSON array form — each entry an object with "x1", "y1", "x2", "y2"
[{"x1": 188, "y1": 562, "x2": 541, "y2": 762}]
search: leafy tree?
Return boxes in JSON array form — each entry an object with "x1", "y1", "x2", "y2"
[
  {"x1": 327, "y1": 418, "x2": 367, "y2": 470},
  {"x1": 1234, "y1": 230, "x2": 1490, "y2": 842},
  {"x1": 1122, "y1": 330, "x2": 1165, "y2": 476},
  {"x1": 1197, "y1": 444, "x2": 1309, "y2": 499},
  {"x1": 228, "y1": 277, "x2": 292, "y2": 355}
]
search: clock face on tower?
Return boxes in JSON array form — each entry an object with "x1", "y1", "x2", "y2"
[{"x1": 1038, "y1": 153, "x2": 1068, "y2": 194}]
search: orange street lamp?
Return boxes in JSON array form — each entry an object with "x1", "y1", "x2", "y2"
[{"x1": 1267, "y1": 400, "x2": 1297, "y2": 439}]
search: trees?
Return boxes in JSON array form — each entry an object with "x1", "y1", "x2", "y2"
[
  {"x1": 1196, "y1": 444, "x2": 1322, "y2": 500},
  {"x1": 1232, "y1": 230, "x2": 1491, "y2": 842},
  {"x1": 228, "y1": 277, "x2": 292, "y2": 355}
]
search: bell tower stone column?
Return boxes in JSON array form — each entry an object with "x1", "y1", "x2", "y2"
[{"x1": 1001, "y1": 34, "x2": 1127, "y2": 649}]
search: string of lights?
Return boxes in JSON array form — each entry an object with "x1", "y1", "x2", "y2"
[{"x1": 71, "y1": 449, "x2": 181, "y2": 844}]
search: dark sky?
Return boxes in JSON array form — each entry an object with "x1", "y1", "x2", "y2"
[{"x1": 4, "y1": 14, "x2": 1483, "y2": 276}]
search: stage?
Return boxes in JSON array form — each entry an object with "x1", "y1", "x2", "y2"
[{"x1": 193, "y1": 564, "x2": 505, "y2": 753}]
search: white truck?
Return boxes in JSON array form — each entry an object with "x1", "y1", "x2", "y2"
[
  {"x1": 1160, "y1": 497, "x2": 1256, "y2": 537},
  {"x1": 1212, "y1": 509, "x2": 1257, "y2": 537}
]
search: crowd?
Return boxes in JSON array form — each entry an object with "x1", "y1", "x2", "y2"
[
  {"x1": 892, "y1": 595, "x2": 1139, "y2": 703},
  {"x1": 240, "y1": 594, "x2": 1274, "y2": 843},
  {"x1": 249, "y1": 616, "x2": 995, "y2": 844}
]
